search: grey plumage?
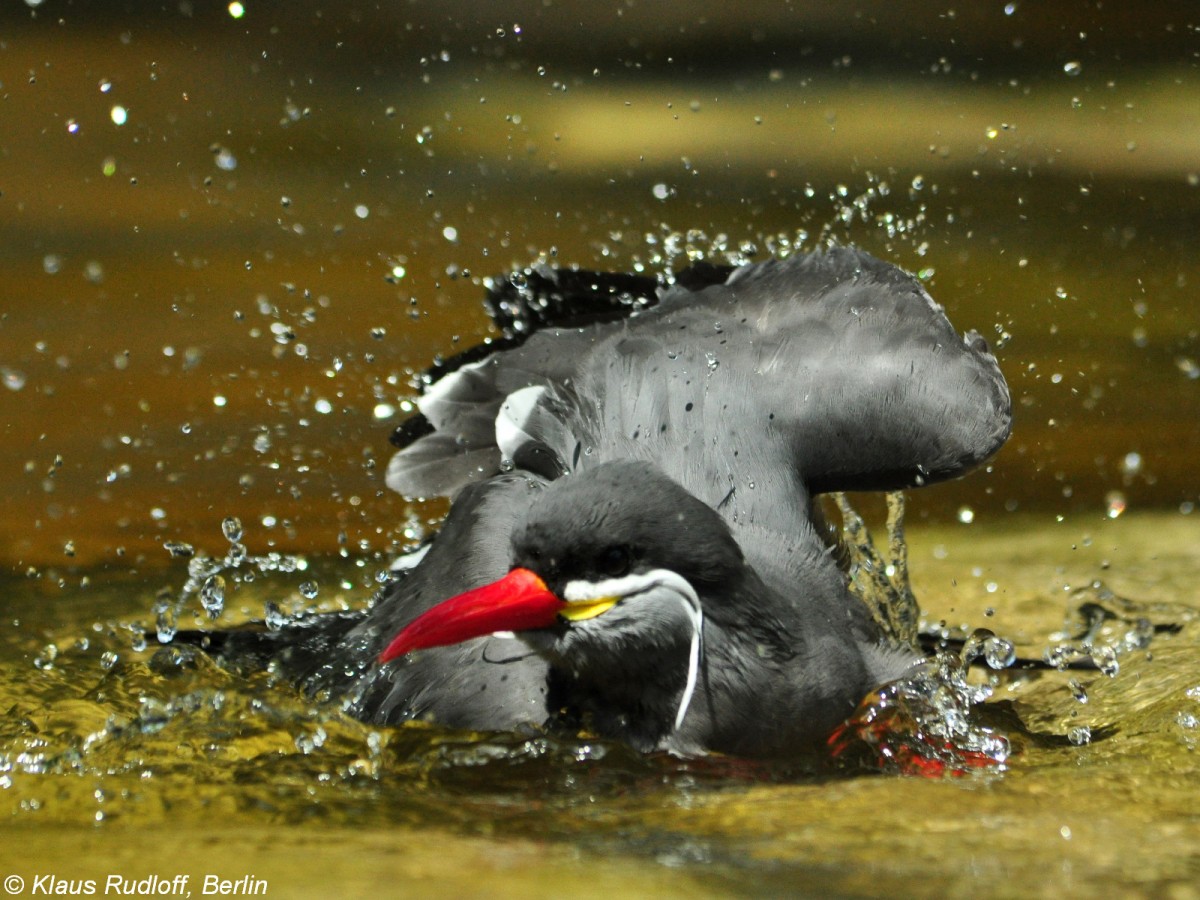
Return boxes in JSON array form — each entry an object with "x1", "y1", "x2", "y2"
[{"x1": 198, "y1": 247, "x2": 1011, "y2": 758}]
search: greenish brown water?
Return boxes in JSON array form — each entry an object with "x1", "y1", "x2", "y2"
[
  {"x1": 3, "y1": 514, "x2": 1198, "y2": 897},
  {"x1": 2, "y1": 3, "x2": 1199, "y2": 897}
]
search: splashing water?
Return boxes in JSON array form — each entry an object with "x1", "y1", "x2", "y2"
[
  {"x1": 587, "y1": 173, "x2": 932, "y2": 281},
  {"x1": 832, "y1": 491, "x2": 921, "y2": 647},
  {"x1": 1041, "y1": 580, "x2": 1195, "y2": 676},
  {"x1": 824, "y1": 493, "x2": 1191, "y2": 775},
  {"x1": 828, "y1": 639, "x2": 1012, "y2": 777},
  {"x1": 821, "y1": 492, "x2": 1012, "y2": 774},
  {"x1": 155, "y1": 519, "x2": 310, "y2": 643}
]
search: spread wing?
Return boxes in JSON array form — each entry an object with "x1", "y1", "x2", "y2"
[{"x1": 385, "y1": 248, "x2": 1011, "y2": 502}]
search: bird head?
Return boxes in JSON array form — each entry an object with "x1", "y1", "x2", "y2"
[{"x1": 378, "y1": 461, "x2": 746, "y2": 729}]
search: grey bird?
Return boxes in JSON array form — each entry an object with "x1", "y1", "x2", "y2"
[
  {"x1": 192, "y1": 247, "x2": 1012, "y2": 758},
  {"x1": 377, "y1": 459, "x2": 923, "y2": 756}
]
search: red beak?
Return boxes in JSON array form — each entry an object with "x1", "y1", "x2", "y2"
[{"x1": 378, "y1": 567, "x2": 563, "y2": 664}]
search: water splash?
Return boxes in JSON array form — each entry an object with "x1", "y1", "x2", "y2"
[
  {"x1": 588, "y1": 173, "x2": 931, "y2": 284},
  {"x1": 1042, "y1": 580, "x2": 1194, "y2": 676},
  {"x1": 825, "y1": 494, "x2": 1012, "y2": 775},
  {"x1": 156, "y1": 520, "x2": 310, "y2": 643},
  {"x1": 832, "y1": 491, "x2": 920, "y2": 646},
  {"x1": 830, "y1": 631, "x2": 1013, "y2": 777}
]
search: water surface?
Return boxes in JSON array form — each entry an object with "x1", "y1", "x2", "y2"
[{"x1": 2, "y1": 3, "x2": 1199, "y2": 897}]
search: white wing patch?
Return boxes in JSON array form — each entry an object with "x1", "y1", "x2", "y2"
[
  {"x1": 496, "y1": 385, "x2": 548, "y2": 463},
  {"x1": 495, "y1": 384, "x2": 578, "y2": 479},
  {"x1": 416, "y1": 358, "x2": 497, "y2": 438}
]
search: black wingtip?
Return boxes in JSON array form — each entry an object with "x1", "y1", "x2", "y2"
[
  {"x1": 673, "y1": 260, "x2": 738, "y2": 291},
  {"x1": 389, "y1": 410, "x2": 436, "y2": 449},
  {"x1": 408, "y1": 262, "x2": 730, "y2": 398},
  {"x1": 484, "y1": 266, "x2": 663, "y2": 337}
]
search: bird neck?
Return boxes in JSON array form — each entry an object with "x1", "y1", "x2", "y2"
[
  {"x1": 546, "y1": 638, "x2": 696, "y2": 753},
  {"x1": 543, "y1": 568, "x2": 769, "y2": 754}
]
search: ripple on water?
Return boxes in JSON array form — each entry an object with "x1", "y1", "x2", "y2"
[{"x1": 1, "y1": 514, "x2": 1198, "y2": 897}]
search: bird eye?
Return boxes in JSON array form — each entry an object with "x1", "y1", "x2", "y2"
[{"x1": 597, "y1": 545, "x2": 631, "y2": 578}]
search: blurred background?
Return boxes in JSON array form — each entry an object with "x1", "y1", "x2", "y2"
[{"x1": 2, "y1": 0, "x2": 1197, "y2": 571}]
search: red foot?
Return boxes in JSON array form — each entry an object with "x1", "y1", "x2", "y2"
[{"x1": 827, "y1": 688, "x2": 1004, "y2": 778}]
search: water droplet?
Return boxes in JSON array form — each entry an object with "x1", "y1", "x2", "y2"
[
  {"x1": 298, "y1": 580, "x2": 319, "y2": 600},
  {"x1": 66, "y1": 118, "x2": 80, "y2": 135},
  {"x1": 2, "y1": 368, "x2": 27, "y2": 391},
  {"x1": 1105, "y1": 491, "x2": 1127, "y2": 519},
  {"x1": 43, "y1": 254, "x2": 62, "y2": 275},
  {"x1": 221, "y1": 516, "x2": 243, "y2": 543},
  {"x1": 1121, "y1": 451, "x2": 1143, "y2": 477},
  {"x1": 442, "y1": 225, "x2": 458, "y2": 242},
  {"x1": 1063, "y1": 61, "x2": 1082, "y2": 77},
  {"x1": 294, "y1": 727, "x2": 327, "y2": 754},
  {"x1": 957, "y1": 506, "x2": 975, "y2": 524},
  {"x1": 155, "y1": 603, "x2": 178, "y2": 643},
  {"x1": 1068, "y1": 725, "x2": 1091, "y2": 745},
  {"x1": 99, "y1": 78, "x2": 112, "y2": 93},
  {"x1": 1092, "y1": 645, "x2": 1120, "y2": 677},
  {"x1": 33, "y1": 643, "x2": 58, "y2": 670},
  {"x1": 214, "y1": 147, "x2": 237, "y2": 171},
  {"x1": 228, "y1": 1, "x2": 245, "y2": 19},
  {"x1": 110, "y1": 105, "x2": 128, "y2": 126},
  {"x1": 100, "y1": 651, "x2": 119, "y2": 671},
  {"x1": 1068, "y1": 677, "x2": 1088, "y2": 704},
  {"x1": 200, "y1": 575, "x2": 226, "y2": 619},
  {"x1": 264, "y1": 601, "x2": 287, "y2": 631},
  {"x1": 163, "y1": 541, "x2": 195, "y2": 559},
  {"x1": 651, "y1": 183, "x2": 673, "y2": 201},
  {"x1": 983, "y1": 636, "x2": 1016, "y2": 669}
]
